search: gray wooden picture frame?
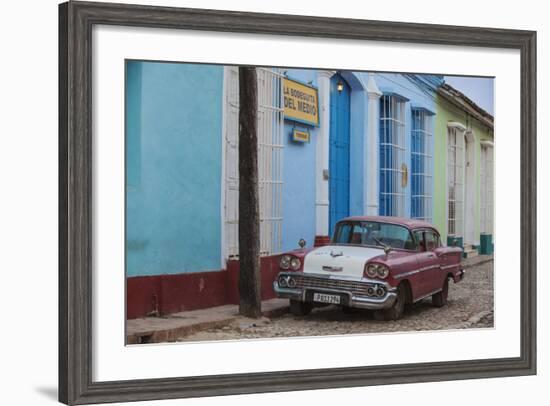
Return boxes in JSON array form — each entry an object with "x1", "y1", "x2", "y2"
[{"x1": 59, "y1": 1, "x2": 537, "y2": 404}]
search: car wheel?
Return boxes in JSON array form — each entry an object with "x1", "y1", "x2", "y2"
[
  {"x1": 289, "y1": 299, "x2": 313, "y2": 316},
  {"x1": 374, "y1": 284, "x2": 405, "y2": 321},
  {"x1": 432, "y1": 277, "x2": 449, "y2": 307}
]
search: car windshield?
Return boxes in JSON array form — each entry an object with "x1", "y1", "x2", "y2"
[{"x1": 333, "y1": 221, "x2": 416, "y2": 250}]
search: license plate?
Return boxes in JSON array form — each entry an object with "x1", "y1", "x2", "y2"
[{"x1": 313, "y1": 292, "x2": 341, "y2": 304}]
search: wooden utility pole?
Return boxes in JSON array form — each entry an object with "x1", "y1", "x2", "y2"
[{"x1": 238, "y1": 66, "x2": 262, "y2": 318}]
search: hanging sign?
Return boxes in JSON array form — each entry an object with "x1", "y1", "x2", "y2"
[
  {"x1": 292, "y1": 129, "x2": 310, "y2": 143},
  {"x1": 283, "y1": 78, "x2": 319, "y2": 127}
]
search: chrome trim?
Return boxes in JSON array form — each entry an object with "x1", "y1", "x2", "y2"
[
  {"x1": 273, "y1": 273, "x2": 398, "y2": 310},
  {"x1": 312, "y1": 273, "x2": 393, "y2": 290},
  {"x1": 273, "y1": 282, "x2": 397, "y2": 310},
  {"x1": 413, "y1": 288, "x2": 442, "y2": 303},
  {"x1": 393, "y1": 259, "x2": 463, "y2": 280},
  {"x1": 351, "y1": 292, "x2": 397, "y2": 310},
  {"x1": 295, "y1": 271, "x2": 394, "y2": 289},
  {"x1": 394, "y1": 264, "x2": 439, "y2": 279},
  {"x1": 273, "y1": 283, "x2": 303, "y2": 301},
  {"x1": 322, "y1": 266, "x2": 343, "y2": 272}
]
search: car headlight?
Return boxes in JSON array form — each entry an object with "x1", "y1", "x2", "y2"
[
  {"x1": 280, "y1": 255, "x2": 291, "y2": 270},
  {"x1": 364, "y1": 263, "x2": 389, "y2": 279},
  {"x1": 376, "y1": 265, "x2": 389, "y2": 279},
  {"x1": 290, "y1": 257, "x2": 301, "y2": 271},
  {"x1": 365, "y1": 264, "x2": 378, "y2": 278}
]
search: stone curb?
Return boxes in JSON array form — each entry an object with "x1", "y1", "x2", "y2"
[
  {"x1": 127, "y1": 318, "x2": 238, "y2": 344},
  {"x1": 463, "y1": 257, "x2": 494, "y2": 269},
  {"x1": 127, "y1": 306, "x2": 289, "y2": 344}
]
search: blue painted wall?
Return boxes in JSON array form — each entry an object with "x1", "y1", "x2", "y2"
[
  {"x1": 125, "y1": 64, "x2": 439, "y2": 276},
  {"x1": 280, "y1": 70, "x2": 438, "y2": 252},
  {"x1": 126, "y1": 61, "x2": 224, "y2": 277},
  {"x1": 281, "y1": 69, "x2": 318, "y2": 252},
  {"x1": 363, "y1": 72, "x2": 438, "y2": 218},
  {"x1": 345, "y1": 73, "x2": 368, "y2": 218}
]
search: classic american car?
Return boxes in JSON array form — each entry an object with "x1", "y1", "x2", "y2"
[{"x1": 274, "y1": 216, "x2": 464, "y2": 320}]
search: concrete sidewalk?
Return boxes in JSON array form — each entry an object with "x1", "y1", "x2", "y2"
[{"x1": 127, "y1": 298, "x2": 289, "y2": 344}]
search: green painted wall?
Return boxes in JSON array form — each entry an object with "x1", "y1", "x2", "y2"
[{"x1": 434, "y1": 95, "x2": 494, "y2": 244}]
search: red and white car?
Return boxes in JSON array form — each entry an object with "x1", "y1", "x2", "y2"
[{"x1": 274, "y1": 216, "x2": 464, "y2": 320}]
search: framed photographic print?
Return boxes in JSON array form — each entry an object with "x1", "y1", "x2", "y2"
[{"x1": 59, "y1": 1, "x2": 536, "y2": 404}]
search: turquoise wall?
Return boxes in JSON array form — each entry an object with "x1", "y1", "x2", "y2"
[{"x1": 126, "y1": 61, "x2": 224, "y2": 277}]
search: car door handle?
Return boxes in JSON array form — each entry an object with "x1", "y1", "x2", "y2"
[{"x1": 427, "y1": 253, "x2": 435, "y2": 258}]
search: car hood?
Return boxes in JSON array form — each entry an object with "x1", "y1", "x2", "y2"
[{"x1": 303, "y1": 245, "x2": 386, "y2": 278}]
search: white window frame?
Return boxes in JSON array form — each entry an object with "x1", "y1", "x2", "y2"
[
  {"x1": 480, "y1": 141, "x2": 494, "y2": 235},
  {"x1": 379, "y1": 94, "x2": 407, "y2": 217},
  {"x1": 410, "y1": 107, "x2": 434, "y2": 223},
  {"x1": 446, "y1": 122, "x2": 466, "y2": 238},
  {"x1": 223, "y1": 67, "x2": 284, "y2": 259}
]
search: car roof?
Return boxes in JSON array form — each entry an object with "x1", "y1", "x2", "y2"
[{"x1": 338, "y1": 215, "x2": 436, "y2": 230}]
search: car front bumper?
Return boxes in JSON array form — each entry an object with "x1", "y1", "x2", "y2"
[{"x1": 273, "y1": 272, "x2": 398, "y2": 310}]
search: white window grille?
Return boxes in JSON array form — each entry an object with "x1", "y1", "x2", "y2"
[
  {"x1": 224, "y1": 67, "x2": 240, "y2": 259},
  {"x1": 379, "y1": 94, "x2": 406, "y2": 217},
  {"x1": 224, "y1": 67, "x2": 284, "y2": 258},
  {"x1": 480, "y1": 143, "x2": 494, "y2": 234},
  {"x1": 447, "y1": 126, "x2": 465, "y2": 237},
  {"x1": 411, "y1": 108, "x2": 433, "y2": 223}
]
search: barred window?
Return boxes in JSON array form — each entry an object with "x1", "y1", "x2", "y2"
[
  {"x1": 447, "y1": 126, "x2": 465, "y2": 237},
  {"x1": 224, "y1": 67, "x2": 284, "y2": 258},
  {"x1": 379, "y1": 94, "x2": 407, "y2": 217},
  {"x1": 411, "y1": 108, "x2": 434, "y2": 222},
  {"x1": 480, "y1": 143, "x2": 494, "y2": 234}
]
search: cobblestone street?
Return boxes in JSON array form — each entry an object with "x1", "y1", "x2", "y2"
[{"x1": 178, "y1": 260, "x2": 493, "y2": 342}]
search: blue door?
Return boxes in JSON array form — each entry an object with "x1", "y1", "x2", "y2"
[{"x1": 329, "y1": 74, "x2": 351, "y2": 237}]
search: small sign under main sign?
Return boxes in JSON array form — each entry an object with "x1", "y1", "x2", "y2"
[
  {"x1": 292, "y1": 129, "x2": 310, "y2": 143},
  {"x1": 283, "y1": 78, "x2": 319, "y2": 127}
]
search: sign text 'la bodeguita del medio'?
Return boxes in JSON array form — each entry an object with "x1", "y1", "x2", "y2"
[{"x1": 283, "y1": 78, "x2": 319, "y2": 127}]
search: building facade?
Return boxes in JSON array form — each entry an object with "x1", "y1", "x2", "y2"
[
  {"x1": 433, "y1": 84, "x2": 494, "y2": 257},
  {"x1": 125, "y1": 61, "x2": 494, "y2": 318}
]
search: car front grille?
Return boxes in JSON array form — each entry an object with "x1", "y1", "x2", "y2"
[{"x1": 291, "y1": 274, "x2": 377, "y2": 296}]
